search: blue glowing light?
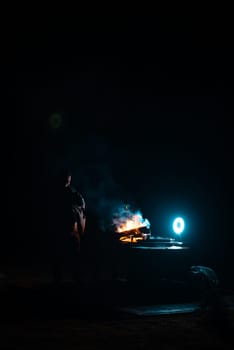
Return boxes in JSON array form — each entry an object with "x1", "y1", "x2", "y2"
[{"x1": 173, "y1": 217, "x2": 185, "y2": 234}]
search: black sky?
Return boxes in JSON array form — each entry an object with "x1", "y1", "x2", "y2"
[{"x1": 4, "y1": 15, "x2": 234, "y2": 270}]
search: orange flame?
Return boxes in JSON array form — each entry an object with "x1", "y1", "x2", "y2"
[
  {"x1": 113, "y1": 206, "x2": 150, "y2": 244},
  {"x1": 116, "y1": 214, "x2": 149, "y2": 233}
]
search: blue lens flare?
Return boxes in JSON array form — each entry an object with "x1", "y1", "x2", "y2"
[{"x1": 173, "y1": 217, "x2": 185, "y2": 234}]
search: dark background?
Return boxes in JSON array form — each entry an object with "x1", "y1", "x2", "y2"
[{"x1": 4, "y1": 15, "x2": 233, "y2": 282}]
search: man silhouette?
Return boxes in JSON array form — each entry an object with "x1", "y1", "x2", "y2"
[{"x1": 50, "y1": 169, "x2": 86, "y2": 285}]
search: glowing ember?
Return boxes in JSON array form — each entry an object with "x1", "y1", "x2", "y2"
[
  {"x1": 113, "y1": 205, "x2": 150, "y2": 238},
  {"x1": 116, "y1": 213, "x2": 150, "y2": 232}
]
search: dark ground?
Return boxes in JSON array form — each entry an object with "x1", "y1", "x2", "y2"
[
  {"x1": 1, "y1": 263, "x2": 234, "y2": 350},
  {"x1": 1, "y1": 307, "x2": 234, "y2": 350}
]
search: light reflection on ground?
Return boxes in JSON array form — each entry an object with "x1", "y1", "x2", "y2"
[{"x1": 130, "y1": 245, "x2": 189, "y2": 250}]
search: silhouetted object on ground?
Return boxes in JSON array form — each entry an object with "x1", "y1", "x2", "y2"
[
  {"x1": 190, "y1": 265, "x2": 219, "y2": 310},
  {"x1": 49, "y1": 169, "x2": 86, "y2": 285},
  {"x1": 190, "y1": 265, "x2": 231, "y2": 334}
]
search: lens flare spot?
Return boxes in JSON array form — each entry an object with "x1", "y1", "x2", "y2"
[{"x1": 49, "y1": 113, "x2": 62, "y2": 129}]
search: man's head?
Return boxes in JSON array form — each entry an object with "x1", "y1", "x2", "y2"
[{"x1": 57, "y1": 168, "x2": 72, "y2": 187}]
